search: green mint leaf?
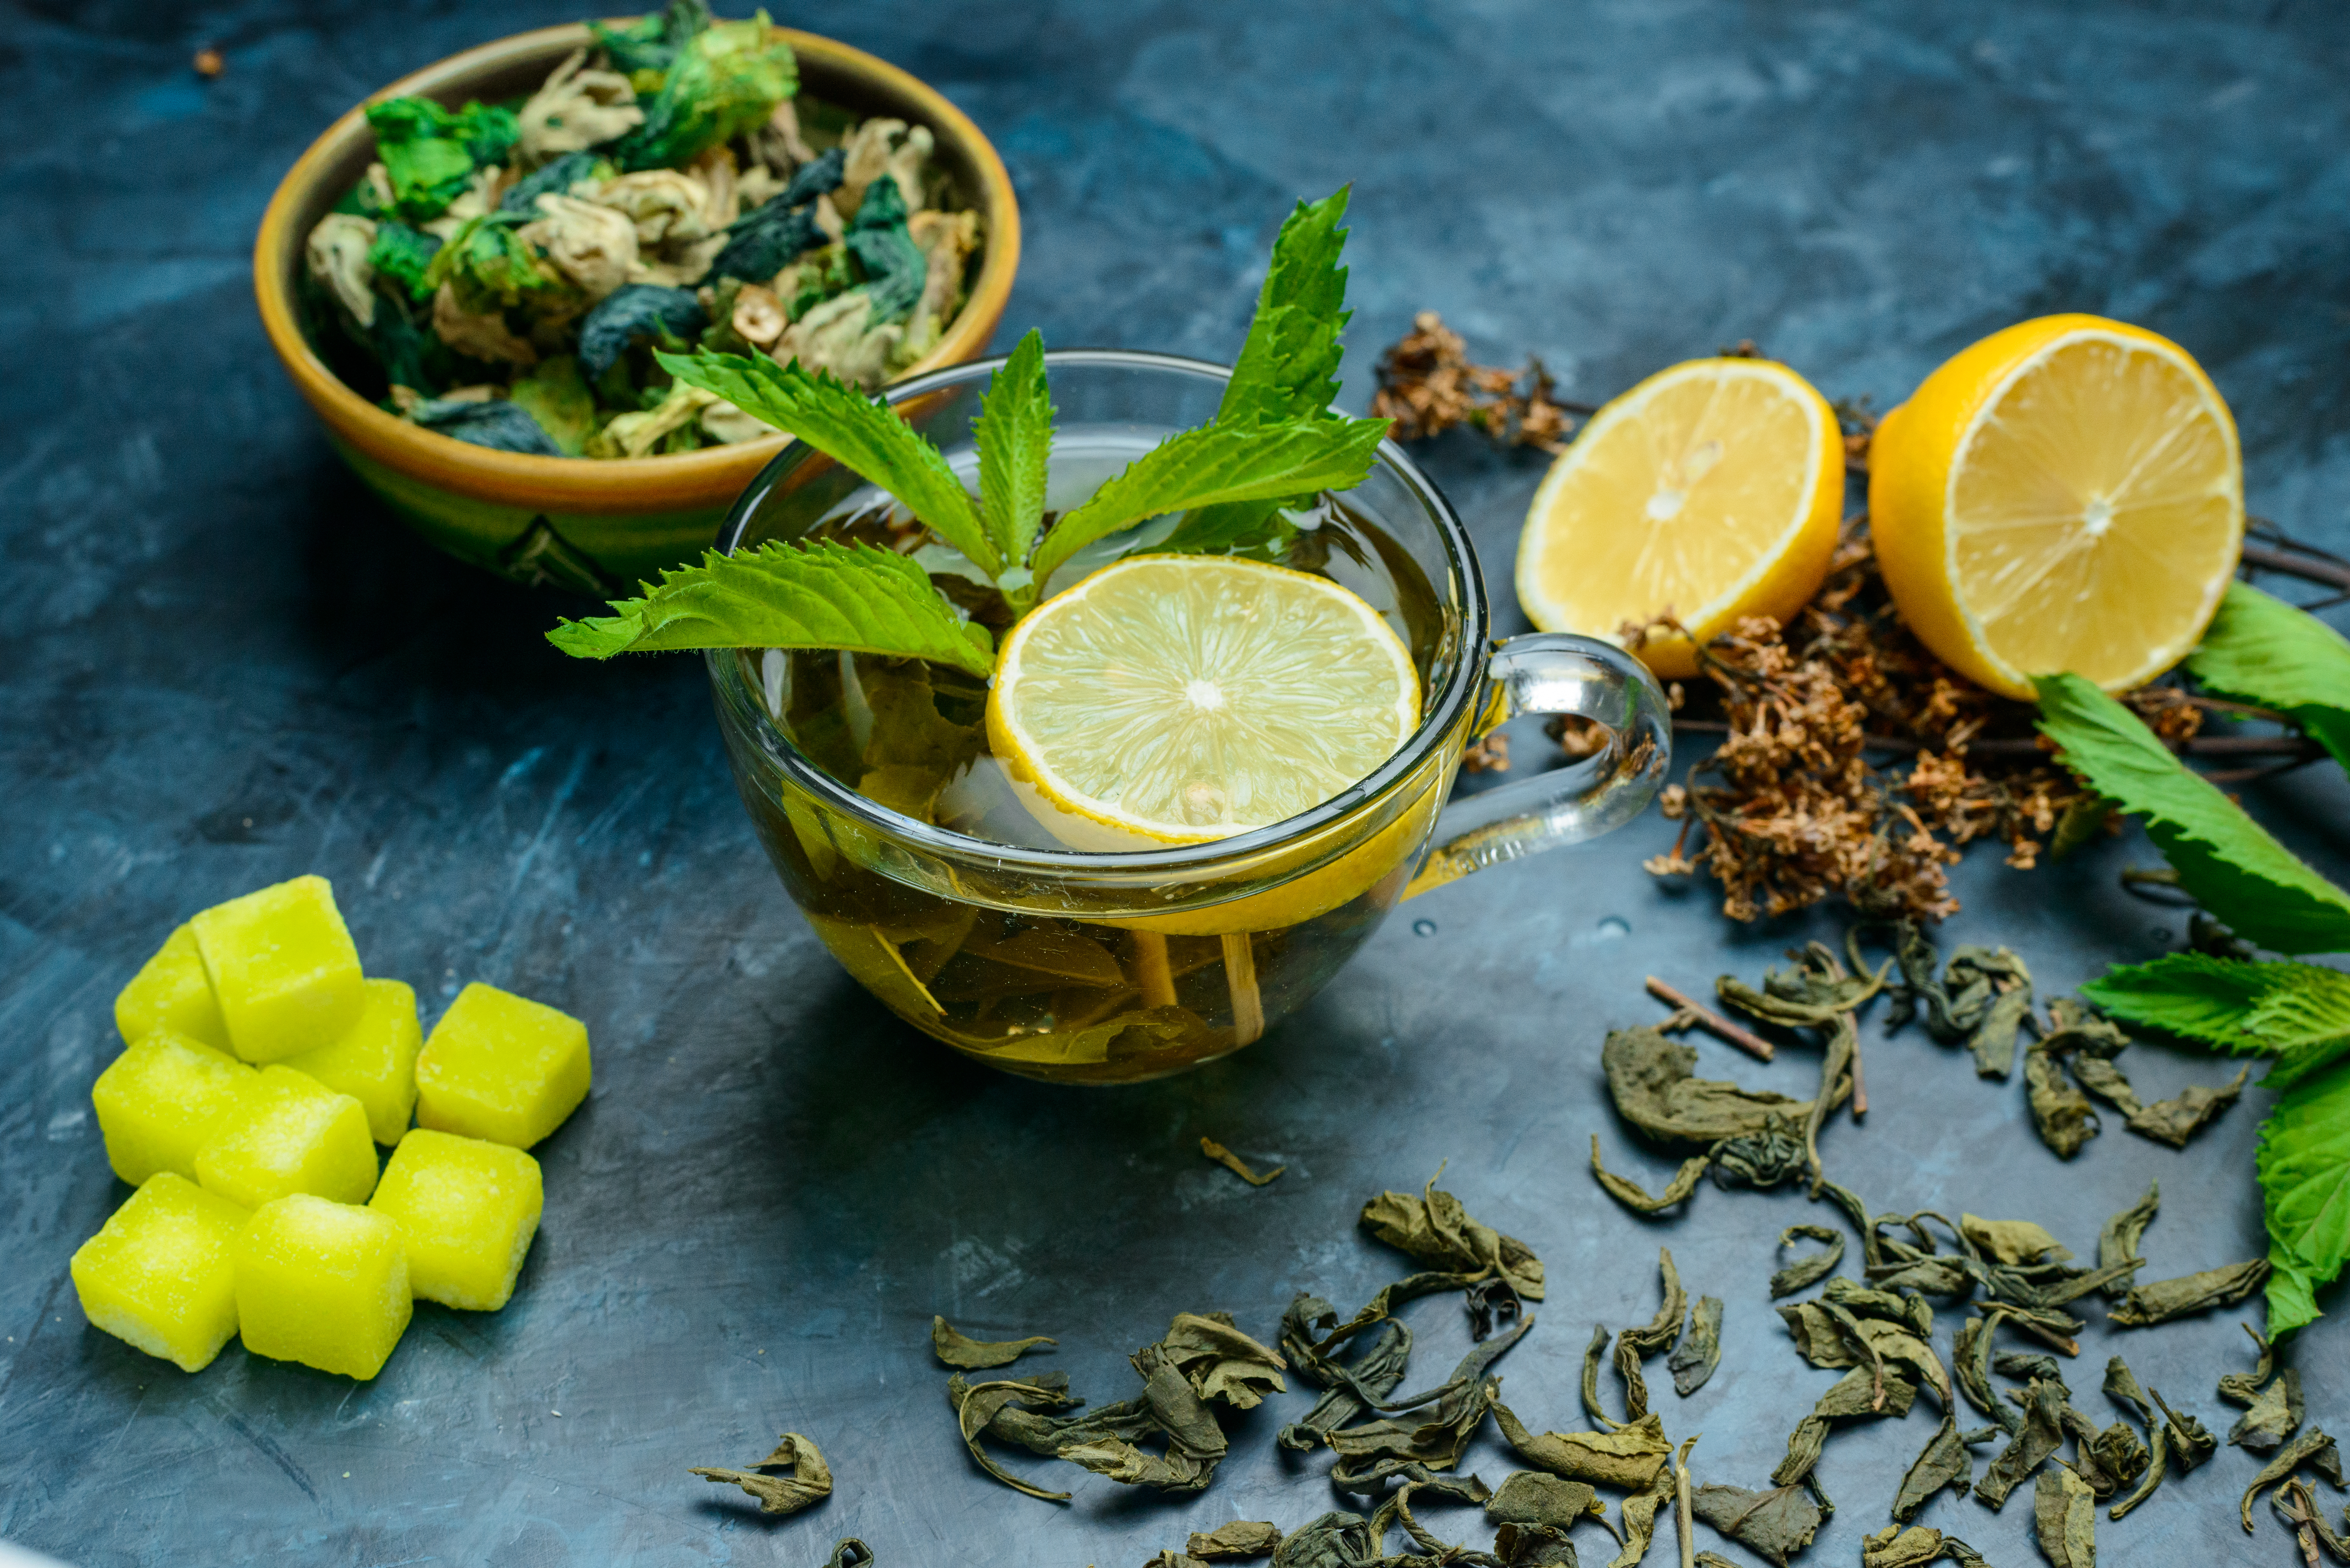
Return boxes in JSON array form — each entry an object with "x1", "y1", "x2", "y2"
[
  {"x1": 546, "y1": 539, "x2": 994, "y2": 678},
  {"x1": 656, "y1": 350, "x2": 1000, "y2": 576},
  {"x1": 1218, "y1": 187, "x2": 1353, "y2": 426},
  {"x1": 1030, "y1": 415, "x2": 1389, "y2": 585},
  {"x1": 2256, "y1": 1056, "x2": 2350, "y2": 1334},
  {"x1": 2035, "y1": 672, "x2": 2350, "y2": 955},
  {"x1": 974, "y1": 328, "x2": 1053, "y2": 568},
  {"x1": 2083, "y1": 954, "x2": 2350, "y2": 1090},
  {"x1": 1156, "y1": 499, "x2": 1301, "y2": 559},
  {"x1": 2187, "y1": 581, "x2": 2350, "y2": 773}
]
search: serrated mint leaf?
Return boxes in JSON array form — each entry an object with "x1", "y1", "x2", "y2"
[
  {"x1": 547, "y1": 539, "x2": 993, "y2": 678},
  {"x1": 2188, "y1": 581, "x2": 2350, "y2": 773},
  {"x1": 2035, "y1": 673, "x2": 2350, "y2": 955},
  {"x1": 2085, "y1": 954, "x2": 2350, "y2": 1091},
  {"x1": 656, "y1": 350, "x2": 1000, "y2": 575},
  {"x1": 2256, "y1": 1057, "x2": 2350, "y2": 1334},
  {"x1": 974, "y1": 328, "x2": 1052, "y2": 569},
  {"x1": 1030, "y1": 416, "x2": 1388, "y2": 585},
  {"x1": 1156, "y1": 499, "x2": 1301, "y2": 559},
  {"x1": 1219, "y1": 187, "x2": 1352, "y2": 427}
]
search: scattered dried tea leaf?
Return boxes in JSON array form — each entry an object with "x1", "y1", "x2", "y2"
[
  {"x1": 1490, "y1": 1399, "x2": 1672, "y2": 1492},
  {"x1": 2124, "y1": 1066, "x2": 2248, "y2": 1147},
  {"x1": 1201, "y1": 1136, "x2": 1285, "y2": 1186},
  {"x1": 2149, "y1": 1386, "x2": 2218, "y2": 1473},
  {"x1": 1360, "y1": 1173, "x2": 1545, "y2": 1299},
  {"x1": 2033, "y1": 1462, "x2": 2097, "y2": 1568},
  {"x1": 1954, "y1": 1314, "x2": 2021, "y2": 1435},
  {"x1": 948, "y1": 1372, "x2": 1080, "y2": 1502},
  {"x1": 1276, "y1": 1293, "x2": 1413, "y2": 1451},
  {"x1": 1770, "y1": 1224, "x2": 1845, "y2": 1298},
  {"x1": 2108, "y1": 1423, "x2": 2168, "y2": 1522},
  {"x1": 1892, "y1": 1414, "x2": 1998, "y2": 1522},
  {"x1": 1601, "y1": 1027, "x2": 1816, "y2": 1150},
  {"x1": 2095, "y1": 1182, "x2": 2159, "y2": 1300},
  {"x1": 1690, "y1": 1481, "x2": 1823, "y2": 1567},
  {"x1": 2243, "y1": 1429, "x2": 2344, "y2": 1531},
  {"x1": 1860, "y1": 1524, "x2": 1995, "y2": 1568},
  {"x1": 2084, "y1": 1419, "x2": 2150, "y2": 1495},
  {"x1": 931, "y1": 1315, "x2": 1057, "y2": 1369},
  {"x1": 1774, "y1": 1363, "x2": 1917, "y2": 1487},
  {"x1": 690, "y1": 1430, "x2": 834, "y2": 1515},
  {"x1": 2217, "y1": 1321, "x2": 2277, "y2": 1405},
  {"x1": 2229, "y1": 1368, "x2": 2306, "y2": 1454},
  {"x1": 1324, "y1": 1323, "x2": 1529, "y2": 1491},
  {"x1": 1485, "y1": 1471, "x2": 1603, "y2": 1532},
  {"x1": 1589, "y1": 1136, "x2": 1708, "y2": 1215},
  {"x1": 2108, "y1": 1258, "x2": 2270, "y2": 1327},
  {"x1": 1492, "y1": 1520, "x2": 1581, "y2": 1566},
  {"x1": 1186, "y1": 1520, "x2": 1282, "y2": 1559},
  {"x1": 1608, "y1": 1459, "x2": 1675, "y2": 1568},
  {"x1": 1611, "y1": 1249, "x2": 1685, "y2": 1421},
  {"x1": 1975, "y1": 1376, "x2": 2067, "y2": 1510},
  {"x1": 1670, "y1": 1295, "x2": 1724, "y2": 1397},
  {"x1": 1160, "y1": 1312, "x2": 1288, "y2": 1410},
  {"x1": 1960, "y1": 1215, "x2": 2071, "y2": 1266},
  {"x1": 1269, "y1": 1511, "x2": 1373, "y2": 1568},
  {"x1": 2025, "y1": 1035, "x2": 2101, "y2": 1158}
]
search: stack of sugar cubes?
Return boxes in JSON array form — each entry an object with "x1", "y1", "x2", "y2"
[{"x1": 71, "y1": 874, "x2": 591, "y2": 1380}]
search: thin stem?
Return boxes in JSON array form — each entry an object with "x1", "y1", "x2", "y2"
[{"x1": 1646, "y1": 976, "x2": 1776, "y2": 1062}]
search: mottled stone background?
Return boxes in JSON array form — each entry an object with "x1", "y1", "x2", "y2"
[{"x1": 2, "y1": 2, "x2": 2345, "y2": 1564}]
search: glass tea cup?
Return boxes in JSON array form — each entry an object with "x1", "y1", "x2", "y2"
[{"x1": 707, "y1": 350, "x2": 1671, "y2": 1083}]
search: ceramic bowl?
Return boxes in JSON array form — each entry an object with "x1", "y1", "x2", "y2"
[{"x1": 253, "y1": 22, "x2": 1020, "y2": 593}]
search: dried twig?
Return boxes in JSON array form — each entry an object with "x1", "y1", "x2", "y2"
[{"x1": 1647, "y1": 976, "x2": 1776, "y2": 1062}]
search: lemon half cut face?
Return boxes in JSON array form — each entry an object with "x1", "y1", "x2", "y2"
[{"x1": 985, "y1": 554, "x2": 1422, "y2": 845}]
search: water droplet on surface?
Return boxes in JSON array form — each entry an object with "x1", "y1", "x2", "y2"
[
  {"x1": 1595, "y1": 916, "x2": 1631, "y2": 939},
  {"x1": 1412, "y1": 919, "x2": 1437, "y2": 937}
]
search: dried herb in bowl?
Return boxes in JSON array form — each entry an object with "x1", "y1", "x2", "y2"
[{"x1": 299, "y1": 4, "x2": 984, "y2": 459}]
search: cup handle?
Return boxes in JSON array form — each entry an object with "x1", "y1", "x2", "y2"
[{"x1": 1405, "y1": 633, "x2": 1674, "y2": 898}]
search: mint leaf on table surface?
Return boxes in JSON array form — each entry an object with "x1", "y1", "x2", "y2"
[
  {"x1": 547, "y1": 539, "x2": 993, "y2": 678},
  {"x1": 1217, "y1": 186, "x2": 1354, "y2": 428},
  {"x1": 974, "y1": 328, "x2": 1053, "y2": 571},
  {"x1": 2034, "y1": 672, "x2": 2350, "y2": 955},
  {"x1": 2256, "y1": 1057, "x2": 2350, "y2": 1334},
  {"x1": 2187, "y1": 581, "x2": 2350, "y2": 773},
  {"x1": 2084, "y1": 953, "x2": 2350, "y2": 1091},
  {"x1": 658, "y1": 351, "x2": 1001, "y2": 576},
  {"x1": 1029, "y1": 415, "x2": 1390, "y2": 585}
]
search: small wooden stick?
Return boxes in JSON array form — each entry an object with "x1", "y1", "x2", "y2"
[
  {"x1": 1222, "y1": 933, "x2": 1265, "y2": 1045},
  {"x1": 1130, "y1": 931, "x2": 1177, "y2": 1009},
  {"x1": 1646, "y1": 976, "x2": 1774, "y2": 1062},
  {"x1": 1675, "y1": 1437, "x2": 1697, "y2": 1568},
  {"x1": 1849, "y1": 1032, "x2": 1869, "y2": 1119}
]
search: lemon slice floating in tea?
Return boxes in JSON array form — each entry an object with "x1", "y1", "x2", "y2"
[
  {"x1": 1869, "y1": 313, "x2": 2243, "y2": 699},
  {"x1": 986, "y1": 554, "x2": 1421, "y2": 845},
  {"x1": 1513, "y1": 357, "x2": 1844, "y2": 678}
]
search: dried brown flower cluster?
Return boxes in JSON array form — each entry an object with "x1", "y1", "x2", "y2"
[
  {"x1": 1371, "y1": 313, "x2": 1585, "y2": 453},
  {"x1": 1638, "y1": 531, "x2": 2199, "y2": 922}
]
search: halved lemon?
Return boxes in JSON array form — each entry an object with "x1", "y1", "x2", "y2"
[
  {"x1": 986, "y1": 554, "x2": 1421, "y2": 845},
  {"x1": 1869, "y1": 314, "x2": 2243, "y2": 699},
  {"x1": 1514, "y1": 357, "x2": 1844, "y2": 678}
]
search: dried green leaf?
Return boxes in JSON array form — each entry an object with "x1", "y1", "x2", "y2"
[
  {"x1": 932, "y1": 1316, "x2": 1057, "y2": 1369},
  {"x1": 1485, "y1": 1471, "x2": 1602, "y2": 1531},
  {"x1": 2109, "y1": 1258, "x2": 2270, "y2": 1328},
  {"x1": 1184, "y1": 1521, "x2": 1282, "y2": 1560},
  {"x1": 2096, "y1": 1183, "x2": 2160, "y2": 1301},
  {"x1": 1589, "y1": 1136, "x2": 1707, "y2": 1215},
  {"x1": 2244, "y1": 1429, "x2": 2344, "y2": 1532},
  {"x1": 1689, "y1": 1481, "x2": 1823, "y2": 1567},
  {"x1": 2034, "y1": 1462, "x2": 2097, "y2": 1568},
  {"x1": 689, "y1": 1430, "x2": 833, "y2": 1515},
  {"x1": 2230, "y1": 1368, "x2": 2305, "y2": 1454},
  {"x1": 1893, "y1": 1414, "x2": 1995, "y2": 1522},
  {"x1": 2025, "y1": 1037, "x2": 2101, "y2": 1159},
  {"x1": 1600, "y1": 1026, "x2": 1815, "y2": 1150},
  {"x1": 1960, "y1": 1216, "x2": 2072, "y2": 1266},
  {"x1": 1770, "y1": 1224, "x2": 1844, "y2": 1299},
  {"x1": 1612, "y1": 1249, "x2": 1685, "y2": 1420},
  {"x1": 1200, "y1": 1137, "x2": 1285, "y2": 1187},
  {"x1": 1159, "y1": 1312, "x2": 1289, "y2": 1410},
  {"x1": 1670, "y1": 1295, "x2": 1724, "y2": 1397},
  {"x1": 1975, "y1": 1377, "x2": 2067, "y2": 1510},
  {"x1": 1360, "y1": 1174, "x2": 1545, "y2": 1300},
  {"x1": 1269, "y1": 1513, "x2": 1373, "y2": 1568},
  {"x1": 1774, "y1": 1363, "x2": 1916, "y2": 1488},
  {"x1": 1490, "y1": 1400, "x2": 1671, "y2": 1492},
  {"x1": 2124, "y1": 1066, "x2": 2250, "y2": 1147},
  {"x1": 1607, "y1": 1462, "x2": 1674, "y2": 1568},
  {"x1": 948, "y1": 1372, "x2": 1080, "y2": 1502},
  {"x1": 2217, "y1": 1321, "x2": 2278, "y2": 1405}
]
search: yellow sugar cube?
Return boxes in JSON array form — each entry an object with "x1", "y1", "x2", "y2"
[
  {"x1": 416, "y1": 983, "x2": 590, "y2": 1149},
  {"x1": 235, "y1": 1194, "x2": 412, "y2": 1380},
  {"x1": 191, "y1": 875, "x2": 365, "y2": 1063},
  {"x1": 115, "y1": 922, "x2": 231, "y2": 1052},
  {"x1": 195, "y1": 1065, "x2": 379, "y2": 1209},
  {"x1": 369, "y1": 1130, "x2": 543, "y2": 1310},
  {"x1": 92, "y1": 1032, "x2": 259, "y2": 1185},
  {"x1": 70, "y1": 1173, "x2": 251, "y2": 1372},
  {"x1": 285, "y1": 979, "x2": 422, "y2": 1145}
]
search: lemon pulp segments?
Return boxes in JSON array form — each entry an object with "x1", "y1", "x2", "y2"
[
  {"x1": 1515, "y1": 357, "x2": 1842, "y2": 678},
  {"x1": 1943, "y1": 329, "x2": 2240, "y2": 690},
  {"x1": 986, "y1": 554, "x2": 1421, "y2": 844}
]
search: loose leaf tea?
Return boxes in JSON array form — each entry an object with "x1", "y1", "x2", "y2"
[
  {"x1": 932, "y1": 1315, "x2": 1056, "y2": 1369},
  {"x1": 1669, "y1": 1296, "x2": 1724, "y2": 1397},
  {"x1": 690, "y1": 1430, "x2": 834, "y2": 1515},
  {"x1": 1690, "y1": 1481, "x2": 1823, "y2": 1567},
  {"x1": 1975, "y1": 1376, "x2": 2067, "y2": 1510},
  {"x1": 2216, "y1": 1321, "x2": 2278, "y2": 1405},
  {"x1": 1484, "y1": 1472, "x2": 1603, "y2": 1531},
  {"x1": 1892, "y1": 1414, "x2": 1995, "y2": 1522},
  {"x1": 1959, "y1": 1216, "x2": 2070, "y2": 1266},
  {"x1": 1589, "y1": 1137, "x2": 1708, "y2": 1215},
  {"x1": 2024, "y1": 1033, "x2": 2101, "y2": 1159},
  {"x1": 2108, "y1": 1258, "x2": 2270, "y2": 1328},
  {"x1": 2033, "y1": 1462, "x2": 2098, "y2": 1568},
  {"x1": 2126, "y1": 1067, "x2": 2250, "y2": 1147},
  {"x1": 1270, "y1": 1511, "x2": 1375, "y2": 1568},
  {"x1": 1773, "y1": 1363, "x2": 1916, "y2": 1488},
  {"x1": 2242, "y1": 1429, "x2": 2344, "y2": 1531},
  {"x1": 2095, "y1": 1183, "x2": 2159, "y2": 1300},
  {"x1": 2228, "y1": 1368, "x2": 2304, "y2": 1454},
  {"x1": 1187, "y1": 1521, "x2": 1282, "y2": 1559},
  {"x1": 1770, "y1": 1225, "x2": 1844, "y2": 1299},
  {"x1": 1600, "y1": 1027, "x2": 1817, "y2": 1149},
  {"x1": 1490, "y1": 1400, "x2": 1672, "y2": 1492},
  {"x1": 1861, "y1": 1525, "x2": 1991, "y2": 1568},
  {"x1": 1360, "y1": 1174, "x2": 1546, "y2": 1300},
  {"x1": 1201, "y1": 1136, "x2": 1285, "y2": 1187},
  {"x1": 1610, "y1": 1250, "x2": 1685, "y2": 1421}
]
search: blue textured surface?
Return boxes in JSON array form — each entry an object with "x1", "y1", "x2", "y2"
[{"x1": 3, "y1": 2, "x2": 2347, "y2": 1564}]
